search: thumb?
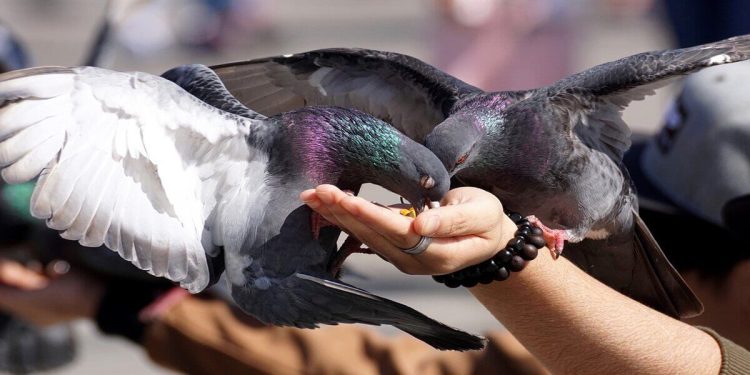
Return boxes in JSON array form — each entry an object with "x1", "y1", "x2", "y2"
[{"x1": 413, "y1": 200, "x2": 500, "y2": 238}]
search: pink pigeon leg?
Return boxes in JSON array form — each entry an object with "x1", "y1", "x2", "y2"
[
  {"x1": 526, "y1": 215, "x2": 571, "y2": 259},
  {"x1": 310, "y1": 211, "x2": 336, "y2": 240}
]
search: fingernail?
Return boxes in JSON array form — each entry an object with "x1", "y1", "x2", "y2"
[{"x1": 420, "y1": 215, "x2": 439, "y2": 235}]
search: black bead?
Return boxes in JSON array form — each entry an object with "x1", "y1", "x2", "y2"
[
  {"x1": 444, "y1": 279, "x2": 462, "y2": 288},
  {"x1": 432, "y1": 274, "x2": 447, "y2": 283},
  {"x1": 507, "y1": 212, "x2": 523, "y2": 223},
  {"x1": 451, "y1": 270, "x2": 466, "y2": 281},
  {"x1": 494, "y1": 249, "x2": 513, "y2": 264},
  {"x1": 509, "y1": 256, "x2": 526, "y2": 272},
  {"x1": 461, "y1": 278, "x2": 479, "y2": 288},
  {"x1": 508, "y1": 236, "x2": 525, "y2": 252},
  {"x1": 516, "y1": 219, "x2": 531, "y2": 227},
  {"x1": 465, "y1": 266, "x2": 482, "y2": 280},
  {"x1": 515, "y1": 227, "x2": 531, "y2": 237},
  {"x1": 480, "y1": 260, "x2": 500, "y2": 274},
  {"x1": 479, "y1": 272, "x2": 495, "y2": 284},
  {"x1": 494, "y1": 267, "x2": 510, "y2": 281},
  {"x1": 528, "y1": 235, "x2": 546, "y2": 248},
  {"x1": 520, "y1": 244, "x2": 539, "y2": 260},
  {"x1": 530, "y1": 226, "x2": 544, "y2": 236}
]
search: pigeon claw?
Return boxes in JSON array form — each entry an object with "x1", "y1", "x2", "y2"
[
  {"x1": 526, "y1": 216, "x2": 569, "y2": 259},
  {"x1": 310, "y1": 212, "x2": 335, "y2": 240},
  {"x1": 328, "y1": 236, "x2": 372, "y2": 278}
]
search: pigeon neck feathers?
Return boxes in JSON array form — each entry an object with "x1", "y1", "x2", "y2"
[
  {"x1": 282, "y1": 106, "x2": 449, "y2": 206},
  {"x1": 283, "y1": 107, "x2": 402, "y2": 183}
]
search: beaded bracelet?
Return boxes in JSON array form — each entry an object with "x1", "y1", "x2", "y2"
[{"x1": 432, "y1": 211, "x2": 545, "y2": 288}]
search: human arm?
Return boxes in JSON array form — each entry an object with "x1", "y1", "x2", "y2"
[{"x1": 301, "y1": 185, "x2": 723, "y2": 374}]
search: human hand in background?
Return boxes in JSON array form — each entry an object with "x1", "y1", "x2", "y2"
[
  {"x1": 0, "y1": 257, "x2": 104, "y2": 326},
  {"x1": 300, "y1": 185, "x2": 516, "y2": 275}
]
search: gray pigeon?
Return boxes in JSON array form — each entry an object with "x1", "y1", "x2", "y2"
[
  {"x1": 0, "y1": 65, "x2": 486, "y2": 350},
  {"x1": 210, "y1": 34, "x2": 750, "y2": 318}
]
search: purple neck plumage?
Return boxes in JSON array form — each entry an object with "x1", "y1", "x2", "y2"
[{"x1": 284, "y1": 107, "x2": 402, "y2": 185}]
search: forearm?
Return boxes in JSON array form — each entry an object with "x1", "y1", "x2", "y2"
[{"x1": 470, "y1": 244, "x2": 721, "y2": 374}]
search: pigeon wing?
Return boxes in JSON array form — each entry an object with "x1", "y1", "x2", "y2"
[
  {"x1": 230, "y1": 205, "x2": 485, "y2": 351},
  {"x1": 0, "y1": 66, "x2": 268, "y2": 293},
  {"x1": 550, "y1": 34, "x2": 750, "y2": 160},
  {"x1": 211, "y1": 48, "x2": 481, "y2": 141}
]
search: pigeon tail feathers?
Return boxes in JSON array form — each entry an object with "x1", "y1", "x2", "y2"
[
  {"x1": 632, "y1": 212, "x2": 703, "y2": 318},
  {"x1": 295, "y1": 273, "x2": 485, "y2": 351}
]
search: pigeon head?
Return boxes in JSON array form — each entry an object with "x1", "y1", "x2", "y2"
[
  {"x1": 425, "y1": 112, "x2": 487, "y2": 176},
  {"x1": 286, "y1": 107, "x2": 449, "y2": 210},
  {"x1": 394, "y1": 137, "x2": 451, "y2": 210}
]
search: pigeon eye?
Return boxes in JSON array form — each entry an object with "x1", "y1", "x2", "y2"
[{"x1": 420, "y1": 175, "x2": 435, "y2": 189}]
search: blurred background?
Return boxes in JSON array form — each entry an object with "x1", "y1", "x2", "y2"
[{"x1": 0, "y1": 0, "x2": 734, "y2": 373}]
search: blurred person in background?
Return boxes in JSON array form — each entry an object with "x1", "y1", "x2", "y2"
[
  {"x1": 624, "y1": 61, "x2": 750, "y2": 349},
  {"x1": 662, "y1": 0, "x2": 750, "y2": 48},
  {"x1": 432, "y1": 0, "x2": 575, "y2": 91}
]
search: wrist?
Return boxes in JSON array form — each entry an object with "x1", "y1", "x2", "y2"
[{"x1": 433, "y1": 211, "x2": 546, "y2": 287}]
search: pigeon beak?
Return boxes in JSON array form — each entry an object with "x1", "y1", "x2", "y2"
[{"x1": 417, "y1": 199, "x2": 441, "y2": 213}]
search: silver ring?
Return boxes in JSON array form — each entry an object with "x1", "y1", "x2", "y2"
[{"x1": 399, "y1": 236, "x2": 432, "y2": 255}]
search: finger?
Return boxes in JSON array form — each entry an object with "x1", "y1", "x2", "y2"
[
  {"x1": 324, "y1": 188, "x2": 501, "y2": 274},
  {"x1": 313, "y1": 186, "x2": 427, "y2": 270},
  {"x1": 338, "y1": 194, "x2": 419, "y2": 249},
  {"x1": 0, "y1": 259, "x2": 48, "y2": 290},
  {"x1": 413, "y1": 195, "x2": 503, "y2": 238}
]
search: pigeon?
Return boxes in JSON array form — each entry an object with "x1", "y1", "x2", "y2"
[
  {"x1": 209, "y1": 35, "x2": 750, "y2": 318},
  {"x1": 0, "y1": 64, "x2": 486, "y2": 351}
]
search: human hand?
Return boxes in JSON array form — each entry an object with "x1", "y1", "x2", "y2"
[
  {"x1": 0, "y1": 258, "x2": 104, "y2": 326},
  {"x1": 300, "y1": 185, "x2": 516, "y2": 275}
]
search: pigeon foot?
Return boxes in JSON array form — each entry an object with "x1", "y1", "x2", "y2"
[
  {"x1": 526, "y1": 216, "x2": 569, "y2": 259},
  {"x1": 311, "y1": 212, "x2": 335, "y2": 240},
  {"x1": 329, "y1": 236, "x2": 372, "y2": 278}
]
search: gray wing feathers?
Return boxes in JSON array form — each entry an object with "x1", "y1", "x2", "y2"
[
  {"x1": 552, "y1": 35, "x2": 750, "y2": 160},
  {"x1": 632, "y1": 211, "x2": 703, "y2": 318},
  {"x1": 232, "y1": 272, "x2": 485, "y2": 351},
  {"x1": 212, "y1": 48, "x2": 481, "y2": 141},
  {"x1": 555, "y1": 34, "x2": 750, "y2": 103},
  {"x1": 562, "y1": 211, "x2": 702, "y2": 318}
]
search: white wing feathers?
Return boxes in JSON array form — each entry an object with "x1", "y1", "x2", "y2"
[{"x1": 0, "y1": 66, "x2": 258, "y2": 292}]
